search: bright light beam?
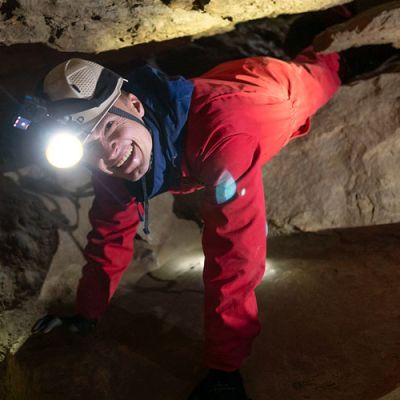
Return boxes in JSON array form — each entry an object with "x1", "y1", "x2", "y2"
[{"x1": 45, "y1": 132, "x2": 83, "y2": 168}]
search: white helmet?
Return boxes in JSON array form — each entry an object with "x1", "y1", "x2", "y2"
[{"x1": 42, "y1": 58, "x2": 126, "y2": 133}]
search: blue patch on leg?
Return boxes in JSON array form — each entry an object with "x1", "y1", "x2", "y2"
[{"x1": 215, "y1": 171, "x2": 237, "y2": 205}]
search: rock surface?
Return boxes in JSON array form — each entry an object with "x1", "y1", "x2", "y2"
[
  {"x1": 0, "y1": 0, "x2": 348, "y2": 53},
  {"x1": 0, "y1": 173, "x2": 57, "y2": 360}
]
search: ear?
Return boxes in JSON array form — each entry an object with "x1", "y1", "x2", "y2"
[{"x1": 127, "y1": 92, "x2": 145, "y2": 117}]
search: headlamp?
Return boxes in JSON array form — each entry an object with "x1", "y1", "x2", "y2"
[
  {"x1": 11, "y1": 94, "x2": 148, "y2": 169},
  {"x1": 12, "y1": 96, "x2": 88, "y2": 168},
  {"x1": 45, "y1": 131, "x2": 84, "y2": 168}
]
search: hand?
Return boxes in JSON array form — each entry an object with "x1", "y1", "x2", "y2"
[{"x1": 31, "y1": 314, "x2": 97, "y2": 335}]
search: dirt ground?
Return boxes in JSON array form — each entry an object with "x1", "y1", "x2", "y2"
[{"x1": 2, "y1": 223, "x2": 400, "y2": 400}]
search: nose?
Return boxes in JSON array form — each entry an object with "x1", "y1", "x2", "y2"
[
  {"x1": 100, "y1": 137, "x2": 120, "y2": 163},
  {"x1": 109, "y1": 139, "x2": 119, "y2": 155},
  {"x1": 103, "y1": 140, "x2": 119, "y2": 164}
]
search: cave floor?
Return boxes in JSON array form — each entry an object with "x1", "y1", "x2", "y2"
[{"x1": 2, "y1": 223, "x2": 400, "y2": 400}]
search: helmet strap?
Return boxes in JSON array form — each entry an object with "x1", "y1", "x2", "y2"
[{"x1": 109, "y1": 106, "x2": 147, "y2": 129}]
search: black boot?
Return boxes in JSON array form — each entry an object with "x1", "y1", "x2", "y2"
[
  {"x1": 187, "y1": 369, "x2": 250, "y2": 400},
  {"x1": 338, "y1": 45, "x2": 400, "y2": 84}
]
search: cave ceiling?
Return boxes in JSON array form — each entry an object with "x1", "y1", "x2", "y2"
[{"x1": 0, "y1": 0, "x2": 350, "y2": 53}]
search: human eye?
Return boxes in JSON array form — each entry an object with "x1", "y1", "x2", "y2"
[{"x1": 105, "y1": 121, "x2": 114, "y2": 131}]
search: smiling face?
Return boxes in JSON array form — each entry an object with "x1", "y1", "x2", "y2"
[{"x1": 83, "y1": 92, "x2": 152, "y2": 182}]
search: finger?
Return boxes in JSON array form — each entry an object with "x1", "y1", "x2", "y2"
[
  {"x1": 42, "y1": 317, "x2": 63, "y2": 334},
  {"x1": 31, "y1": 315, "x2": 54, "y2": 333},
  {"x1": 31, "y1": 319, "x2": 45, "y2": 334}
]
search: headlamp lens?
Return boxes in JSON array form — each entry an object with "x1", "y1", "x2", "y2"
[{"x1": 45, "y1": 131, "x2": 83, "y2": 168}]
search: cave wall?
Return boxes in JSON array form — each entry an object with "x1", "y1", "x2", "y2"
[
  {"x1": 0, "y1": 0, "x2": 349, "y2": 52},
  {"x1": 0, "y1": 172, "x2": 58, "y2": 359}
]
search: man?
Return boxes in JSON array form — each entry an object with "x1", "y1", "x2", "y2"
[
  {"x1": 25, "y1": 1, "x2": 400, "y2": 396},
  {"x1": 31, "y1": 47, "x2": 341, "y2": 399}
]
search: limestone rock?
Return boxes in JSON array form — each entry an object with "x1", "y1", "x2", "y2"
[
  {"x1": 0, "y1": 0, "x2": 348, "y2": 53},
  {"x1": 264, "y1": 71, "x2": 400, "y2": 234},
  {"x1": 0, "y1": 174, "x2": 58, "y2": 359},
  {"x1": 378, "y1": 386, "x2": 400, "y2": 400},
  {"x1": 0, "y1": 165, "x2": 95, "y2": 359}
]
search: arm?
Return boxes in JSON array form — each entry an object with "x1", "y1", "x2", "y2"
[
  {"x1": 76, "y1": 173, "x2": 140, "y2": 320},
  {"x1": 198, "y1": 135, "x2": 267, "y2": 371}
]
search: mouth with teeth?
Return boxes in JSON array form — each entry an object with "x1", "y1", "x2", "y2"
[{"x1": 115, "y1": 145, "x2": 133, "y2": 169}]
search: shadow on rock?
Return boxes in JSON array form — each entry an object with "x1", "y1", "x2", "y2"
[{"x1": 0, "y1": 306, "x2": 203, "y2": 400}]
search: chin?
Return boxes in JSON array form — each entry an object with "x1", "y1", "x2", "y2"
[{"x1": 127, "y1": 170, "x2": 146, "y2": 182}]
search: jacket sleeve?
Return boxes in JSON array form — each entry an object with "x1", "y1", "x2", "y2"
[
  {"x1": 198, "y1": 134, "x2": 267, "y2": 371},
  {"x1": 76, "y1": 173, "x2": 140, "y2": 320}
]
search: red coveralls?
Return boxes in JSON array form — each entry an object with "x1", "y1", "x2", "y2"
[{"x1": 77, "y1": 50, "x2": 341, "y2": 371}]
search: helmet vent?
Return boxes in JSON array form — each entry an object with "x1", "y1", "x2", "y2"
[
  {"x1": 71, "y1": 84, "x2": 81, "y2": 93},
  {"x1": 67, "y1": 63, "x2": 102, "y2": 98}
]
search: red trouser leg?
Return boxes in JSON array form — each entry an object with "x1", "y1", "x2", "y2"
[
  {"x1": 198, "y1": 51, "x2": 341, "y2": 165},
  {"x1": 255, "y1": 50, "x2": 341, "y2": 164},
  {"x1": 200, "y1": 144, "x2": 267, "y2": 371},
  {"x1": 198, "y1": 52, "x2": 340, "y2": 371}
]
